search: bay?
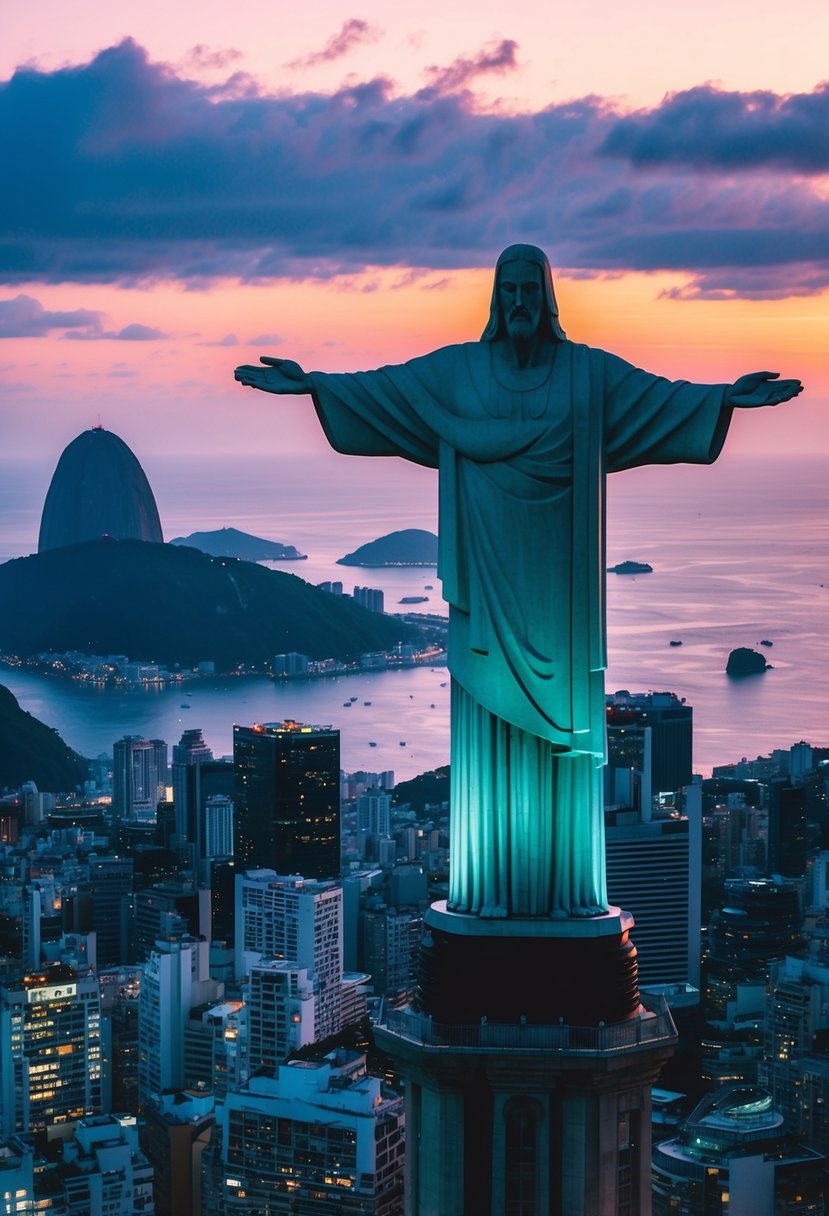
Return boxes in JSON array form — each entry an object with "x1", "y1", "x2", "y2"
[{"x1": 0, "y1": 451, "x2": 826, "y2": 779}]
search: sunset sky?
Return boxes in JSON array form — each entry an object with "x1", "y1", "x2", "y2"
[{"x1": 2, "y1": 0, "x2": 828, "y2": 459}]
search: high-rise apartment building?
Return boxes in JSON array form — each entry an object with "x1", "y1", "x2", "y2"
[
  {"x1": 171, "y1": 727, "x2": 214, "y2": 846},
  {"x1": 130, "y1": 878, "x2": 211, "y2": 965},
  {"x1": 761, "y1": 951, "x2": 829, "y2": 1130},
  {"x1": 361, "y1": 904, "x2": 421, "y2": 1006},
  {"x1": 767, "y1": 776, "x2": 808, "y2": 878},
  {"x1": 203, "y1": 794, "x2": 234, "y2": 860},
  {"x1": 112, "y1": 736, "x2": 167, "y2": 823},
  {"x1": 358, "y1": 787, "x2": 392, "y2": 838},
  {"x1": 203, "y1": 1051, "x2": 404, "y2": 1216},
  {"x1": 137, "y1": 938, "x2": 223, "y2": 1107},
  {"x1": 606, "y1": 809, "x2": 700, "y2": 987},
  {"x1": 234, "y1": 721, "x2": 340, "y2": 879},
  {"x1": 246, "y1": 960, "x2": 316, "y2": 1071},
  {"x1": 61, "y1": 1114, "x2": 156, "y2": 1214},
  {"x1": 273, "y1": 651, "x2": 309, "y2": 677},
  {"x1": 353, "y1": 585, "x2": 385, "y2": 613},
  {"x1": 0, "y1": 965, "x2": 102, "y2": 1136},
  {"x1": 87, "y1": 856, "x2": 133, "y2": 968},
  {"x1": 140, "y1": 1089, "x2": 213, "y2": 1216},
  {"x1": 184, "y1": 999, "x2": 245, "y2": 1098},
  {"x1": 235, "y1": 870, "x2": 343, "y2": 1043},
  {"x1": 0, "y1": 1115, "x2": 155, "y2": 1214}
]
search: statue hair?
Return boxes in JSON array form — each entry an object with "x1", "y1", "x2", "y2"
[{"x1": 481, "y1": 244, "x2": 567, "y2": 343}]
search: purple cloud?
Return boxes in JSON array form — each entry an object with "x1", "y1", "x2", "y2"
[
  {"x1": 0, "y1": 293, "x2": 167, "y2": 340},
  {"x1": 600, "y1": 84, "x2": 829, "y2": 174},
  {"x1": 422, "y1": 39, "x2": 520, "y2": 95},
  {"x1": 0, "y1": 293, "x2": 103, "y2": 336},
  {"x1": 288, "y1": 19, "x2": 381, "y2": 69},
  {"x1": 1, "y1": 39, "x2": 828, "y2": 298},
  {"x1": 247, "y1": 332, "x2": 284, "y2": 345},
  {"x1": 115, "y1": 323, "x2": 167, "y2": 340},
  {"x1": 198, "y1": 333, "x2": 239, "y2": 347},
  {"x1": 181, "y1": 45, "x2": 244, "y2": 73}
]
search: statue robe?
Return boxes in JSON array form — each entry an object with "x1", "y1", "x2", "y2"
[{"x1": 309, "y1": 340, "x2": 731, "y2": 915}]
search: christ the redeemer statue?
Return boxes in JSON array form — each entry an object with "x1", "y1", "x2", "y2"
[{"x1": 236, "y1": 244, "x2": 801, "y2": 920}]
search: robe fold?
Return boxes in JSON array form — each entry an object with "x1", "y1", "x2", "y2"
[{"x1": 309, "y1": 340, "x2": 731, "y2": 915}]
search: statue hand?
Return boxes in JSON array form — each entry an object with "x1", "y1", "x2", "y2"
[
  {"x1": 726, "y1": 370, "x2": 803, "y2": 409},
  {"x1": 234, "y1": 357, "x2": 311, "y2": 394}
]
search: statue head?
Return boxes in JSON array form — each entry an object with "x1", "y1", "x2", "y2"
[{"x1": 481, "y1": 244, "x2": 566, "y2": 343}]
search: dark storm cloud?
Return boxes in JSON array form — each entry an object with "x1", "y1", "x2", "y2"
[
  {"x1": 600, "y1": 84, "x2": 829, "y2": 173},
  {"x1": 1, "y1": 39, "x2": 827, "y2": 297}
]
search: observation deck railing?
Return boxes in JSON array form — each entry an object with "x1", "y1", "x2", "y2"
[{"x1": 375, "y1": 994, "x2": 676, "y2": 1056}]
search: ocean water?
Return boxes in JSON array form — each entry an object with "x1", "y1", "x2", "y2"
[{"x1": 0, "y1": 451, "x2": 826, "y2": 779}]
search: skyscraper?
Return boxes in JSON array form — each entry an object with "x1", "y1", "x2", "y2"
[
  {"x1": 233, "y1": 721, "x2": 340, "y2": 879},
  {"x1": 171, "y1": 727, "x2": 213, "y2": 847},
  {"x1": 605, "y1": 691, "x2": 701, "y2": 989},
  {"x1": 112, "y1": 736, "x2": 167, "y2": 823},
  {"x1": 0, "y1": 965, "x2": 102, "y2": 1136},
  {"x1": 605, "y1": 690, "x2": 693, "y2": 817},
  {"x1": 87, "y1": 856, "x2": 133, "y2": 968}
]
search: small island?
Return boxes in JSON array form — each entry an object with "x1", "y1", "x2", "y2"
[
  {"x1": 726, "y1": 647, "x2": 772, "y2": 677},
  {"x1": 170, "y1": 527, "x2": 306, "y2": 561},
  {"x1": 607, "y1": 560, "x2": 653, "y2": 575},
  {"x1": 338, "y1": 529, "x2": 438, "y2": 568}
]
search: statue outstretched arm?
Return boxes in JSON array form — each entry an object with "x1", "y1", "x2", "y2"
[
  {"x1": 234, "y1": 356, "x2": 311, "y2": 394},
  {"x1": 726, "y1": 370, "x2": 803, "y2": 408}
]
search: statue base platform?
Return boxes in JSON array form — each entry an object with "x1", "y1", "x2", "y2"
[{"x1": 416, "y1": 901, "x2": 640, "y2": 1026}]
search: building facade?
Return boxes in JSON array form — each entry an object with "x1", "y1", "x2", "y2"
[{"x1": 233, "y1": 721, "x2": 340, "y2": 879}]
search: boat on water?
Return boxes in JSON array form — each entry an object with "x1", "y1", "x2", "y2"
[
  {"x1": 369, "y1": 741, "x2": 377, "y2": 747},
  {"x1": 399, "y1": 741, "x2": 407, "y2": 746},
  {"x1": 350, "y1": 696, "x2": 358, "y2": 701},
  {"x1": 343, "y1": 702, "x2": 352, "y2": 707},
  {"x1": 180, "y1": 703, "x2": 191, "y2": 709},
  {"x1": 364, "y1": 701, "x2": 372, "y2": 706}
]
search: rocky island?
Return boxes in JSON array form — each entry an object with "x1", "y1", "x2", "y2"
[
  {"x1": 170, "y1": 527, "x2": 306, "y2": 561},
  {"x1": 726, "y1": 647, "x2": 772, "y2": 676},
  {"x1": 607, "y1": 560, "x2": 653, "y2": 575},
  {"x1": 338, "y1": 529, "x2": 438, "y2": 567}
]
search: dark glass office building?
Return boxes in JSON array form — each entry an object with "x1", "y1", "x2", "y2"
[{"x1": 233, "y1": 721, "x2": 340, "y2": 879}]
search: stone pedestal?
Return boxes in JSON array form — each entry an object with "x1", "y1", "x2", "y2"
[{"x1": 374, "y1": 904, "x2": 677, "y2": 1216}]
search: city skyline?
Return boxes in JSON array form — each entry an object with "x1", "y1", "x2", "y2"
[{"x1": 1, "y1": 0, "x2": 827, "y2": 461}]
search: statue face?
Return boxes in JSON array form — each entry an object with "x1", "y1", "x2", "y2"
[{"x1": 499, "y1": 260, "x2": 544, "y2": 342}]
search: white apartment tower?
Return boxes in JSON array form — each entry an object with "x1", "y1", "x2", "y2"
[
  {"x1": 235, "y1": 870, "x2": 343, "y2": 1043},
  {"x1": 137, "y1": 938, "x2": 224, "y2": 1107}
]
